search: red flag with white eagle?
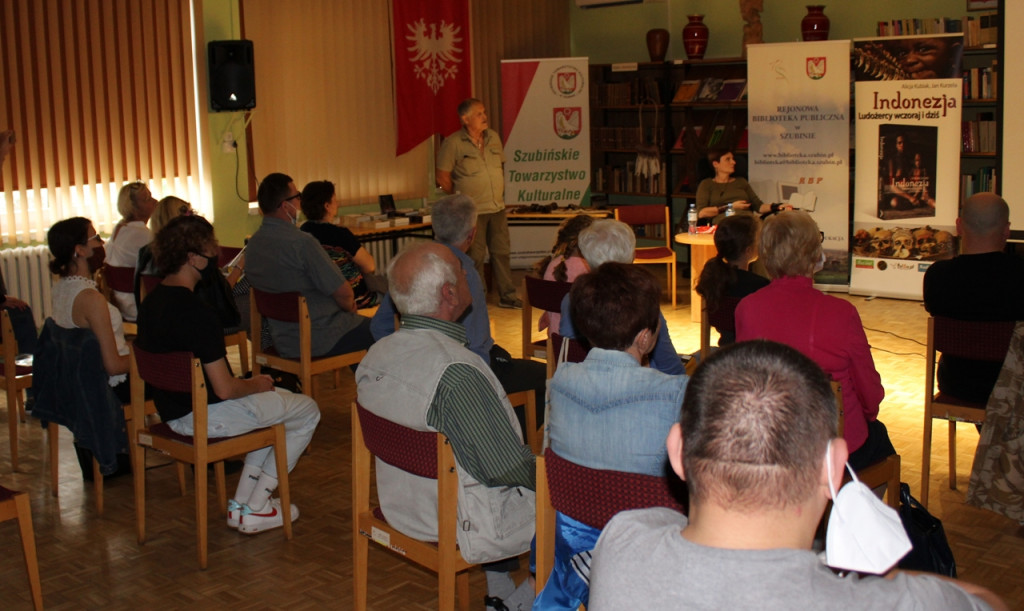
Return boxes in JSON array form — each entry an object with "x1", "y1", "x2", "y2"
[{"x1": 392, "y1": 0, "x2": 471, "y2": 156}]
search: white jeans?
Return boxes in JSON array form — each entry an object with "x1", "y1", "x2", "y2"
[{"x1": 167, "y1": 388, "x2": 320, "y2": 477}]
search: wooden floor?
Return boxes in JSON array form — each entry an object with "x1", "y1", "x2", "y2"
[{"x1": 1, "y1": 269, "x2": 1022, "y2": 609}]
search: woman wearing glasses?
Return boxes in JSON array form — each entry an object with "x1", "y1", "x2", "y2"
[
  {"x1": 735, "y1": 211, "x2": 894, "y2": 470},
  {"x1": 105, "y1": 181, "x2": 158, "y2": 320}
]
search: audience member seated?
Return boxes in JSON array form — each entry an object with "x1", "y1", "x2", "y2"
[
  {"x1": 300, "y1": 180, "x2": 385, "y2": 310},
  {"x1": 371, "y1": 194, "x2": 546, "y2": 437},
  {"x1": 44, "y1": 217, "x2": 131, "y2": 477},
  {"x1": 357, "y1": 242, "x2": 536, "y2": 611},
  {"x1": 695, "y1": 214, "x2": 768, "y2": 346},
  {"x1": 104, "y1": 181, "x2": 157, "y2": 321},
  {"x1": 588, "y1": 340, "x2": 1004, "y2": 610},
  {"x1": 0, "y1": 130, "x2": 37, "y2": 358},
  {"x1": 696, "y1": 148, "x2": 785, "y2": 226},
  {"x1": 559, "y1": 220, "x2": 685, "y2": 376},
  {"x1": 537, "y1": 262, "x2": 688, "y2": 609},
  {"x1": 134, "y1": 197, "x2": 243, "y2": 334},
  {"x1": 245, "y1": 172, "x2": 373, "y2": 360},
  {"x1": 736, "y1": 211, "x2": 895, "y2": 472},
  {"x1": 924, "y1": 192, "x2": 1024, "y2": 403},
  {"x1": 135, "y1": 215, "x2": 320, "y2": 535},
  {"x1": 534, "y1": 214, "x2": 594, "y2": 335}
]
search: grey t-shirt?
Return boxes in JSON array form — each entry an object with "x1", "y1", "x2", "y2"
[{"x1": 589, "y1": 507, "x2": 990, "y2": 611}]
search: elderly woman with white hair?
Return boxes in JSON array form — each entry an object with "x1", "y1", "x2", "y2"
[
  {"x1": 104, "y1": 180, "x2": 157, "y2": 321},
  {"x1": 557, "y1": 219, "x2": 685, "y2": 375},
  {"x1": 735, "y1": 210, "x2": 895, "y2": 471}
]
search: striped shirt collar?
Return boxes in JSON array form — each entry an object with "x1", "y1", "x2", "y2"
[{"x1": 401, "y1": 314, "x2": 469, "y2": 347}]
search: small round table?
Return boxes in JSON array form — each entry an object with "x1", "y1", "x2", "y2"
[{"x1": 673, "y1": 232, "x2": 716, "y2": 322}]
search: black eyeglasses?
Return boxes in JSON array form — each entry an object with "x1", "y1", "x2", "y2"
[
  {"x1": 281, "y1": 193, "x2": 301, "y2": 204},
  {"x1": 820, "y1": 231, "x2": 825, "y2": 243}
]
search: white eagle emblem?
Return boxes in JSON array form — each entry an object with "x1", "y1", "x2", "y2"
[{"x1": 406, "y1": 19, "x2": 464, "y2": 94}]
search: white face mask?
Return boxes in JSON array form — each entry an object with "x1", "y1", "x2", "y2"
[
  {"x1": 813, "y1": 249, "x2": 826, "y2": 273},
  {"x1": 824, "y1": 443, "x2": 911, "y2": 574}
]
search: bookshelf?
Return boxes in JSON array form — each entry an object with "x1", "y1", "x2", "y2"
[{"x1": 959, "y1": 45, "x2": 1001, "y2": 203}]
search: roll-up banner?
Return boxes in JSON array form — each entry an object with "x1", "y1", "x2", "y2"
[
  {"x1": 747, "y1": 41, "x2": 851, "y2": 288},
  {"x1": 850, "y1": 34, "x2": 963, "y2": 299},
  {"x1": 500, "y1": 58, "x2": 590, "y2": 207}
]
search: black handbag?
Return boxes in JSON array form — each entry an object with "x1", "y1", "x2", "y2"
[{"x1": 897, "y1": 483, "x2": 957, "y2": 577}]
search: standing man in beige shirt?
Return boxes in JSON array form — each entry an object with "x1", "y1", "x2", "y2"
[{"x1": 437, "y1": 98, "x2": 521, "y2": 308}]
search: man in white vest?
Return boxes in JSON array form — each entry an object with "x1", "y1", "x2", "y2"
[{"x1": 356, "y1": 241, "x2": 536, "y2": 611}]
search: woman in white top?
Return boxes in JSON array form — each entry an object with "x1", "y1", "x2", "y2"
[
  {"x1": 104, "y1": 181, "x2": 157, "y2": 321},
  {"x1": 48, "y1": 217, "x2": 130, "y2": 403}
]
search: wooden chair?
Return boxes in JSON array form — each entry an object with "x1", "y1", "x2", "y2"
[
  {"x1": 832, "y1": 380, "x2": 901, "y2": 509},
  {"x1": 129, "y1": 344, "x2": 292, "y2": 569},
  {"x1": 250, "y1": 288, "x2": 365, "y2": 400},
  {"x1": 546, "y1": 331, "x2": 589, "y2": 379},
  {"x1": 921, "y1": 316, "x2": 1014, "y2": 507},
  {"x1": 141, "y1": 273, "x2": 249, "y2": 376},
  {"x1": 0, "y1": 310, "x2": 32, "y2": 471},
  {"x1": 97, "y1": 263, "x2": 138, "y2": 334},
  {"x1": 521, "y1": 276, "x2": 573, "y2": 362},
  {"x1": 535, "y1": 448, "x2": 687, "y2": 595},
  {"x1": 614, "y1": 205, "x2": 677, "y2": 307},
  {"x1": 0, "y1": 485, "x2": 43, "y2": 610},
  {"x1": 352, "y1": 402, "x2": 474, "y2": 611},
  {"x1": 507, "y1": 389, "x2": 541, "y2": 454},
  {"x1": 699, "y1": 295, "x2": 742, "y2": 359}
]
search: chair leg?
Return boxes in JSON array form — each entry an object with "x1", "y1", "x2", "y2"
[
  {"x1": 48, "y1": 423, "x2": 59, "y2": 497},
  {"x1": 92, "y1": 458, "x2": 104, "y2": 515},
  {"x1": 457, "y1": 571, "x2": 470, "y2": 611},
  {"x1": 948, "y1": 420, "x2": 957, "y2": 490},
  {"x1": 8, "y1": 387, "x2": 18, "y2": 471},
  {"x1": 176, "y1": 462, "x2": 187, "y2": 496},
  {"x1": 195, "y1": 460, "x2": 209, "y2": 570},
  {"x1": 886, "y1": 455, "x2": 901, "y2": 509},
  {"x1": 14, "y1": 492, "x2": 43, "y2": 611},
  {"x1": 17, "y1": 390, "x2": 26, "y2": 423},
  {"x1": 132, "y1": 442, "x2": 147, "y2": 544},
  {"x1": 214, "y1": 462, "x2": 227, "y2": 514},
  {"x1": 921, "y1": 413, "x2": 933, "y2": 507},
  {"x1": 274, "y1": 425, "x2": 293, "y2": 541},
  {"x1": 438, "y1": 563, "x2": 456, "y2": 611},
  {"x1": 353, "y1": 519, "x2": 369, "y2": 610}
]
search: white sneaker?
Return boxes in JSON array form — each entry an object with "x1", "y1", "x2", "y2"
[
  {"x1": 227, "y1": 499, "x2": 243, "y2": 529},
  {"x1": 238, "y1": 498, "x2": 299, "y2": 535}
]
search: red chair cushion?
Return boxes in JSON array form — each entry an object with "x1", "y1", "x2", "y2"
[
  {"x1": 357, "y1": 403, "x2": 438, "y2": 479},
  {"x1": 253, "y1": 288, "x2": 301, "y2": 323},
  {"x1": 634, "y1": 247, "x2": 673, "y2": 260},
  {"x1": 103, "y1": 264, "x2": 136, "y2": 292},
  {"x1": 545, "y1": 448, "x2": 686, "y2": 530},
  {"x1": 0, "y1": 362, "x2": 32, "y2": 377},
  {"x1": 933, "y1": 317, "x2": 1014, "y2": 362},
  {"x1": 524, "y1": 276, "x2": 573, "y2": 313},
  {"x1": 133, "y1": 348, "x2": 194, "y2": 393}
]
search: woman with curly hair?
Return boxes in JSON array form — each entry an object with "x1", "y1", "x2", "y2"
[{"x1": 534, "y1": 214, "x2": 594, "y2": 333}]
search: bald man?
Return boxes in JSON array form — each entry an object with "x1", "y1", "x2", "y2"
[
  {"x1": 924, "y1": 192, "x2": 1024, "y2": 402},
  {"x1": 356, "y1": 242, "x2": 536, "y2": 610}
]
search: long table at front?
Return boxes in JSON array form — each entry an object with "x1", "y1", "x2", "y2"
[
  {"x1": 673, "y1": 232, "x2": 716, "y2": 323},
  {"x1": 348, "y1": 222, "x2": 433, "y2": 266}
]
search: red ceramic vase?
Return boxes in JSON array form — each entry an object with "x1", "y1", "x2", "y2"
[
  {"x1": 801, "y1": 5, "x2": 830, "y2": 42},
  {"x1": 646, "y1": 28, "x2": 669, "y2": 62},
  {"x1": 682, "y1": 15, "x2": 709, "y2": 60}
]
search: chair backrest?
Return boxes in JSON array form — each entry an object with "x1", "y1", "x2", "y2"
[
  {"x1": 831, "y1": 380, "x2": 845, "y2": 437},
  {"x1": 138, "y1": 274, "x2": 162, "y2": 303},
  {"x1": 549, "y1": 332, "x2": 588, "y2": 366},
  {"x1": 613, "y1": 205, "x2": 671, "y2": 249},
  {"x1": 102, "y1": 263, "x2": 136, "y2": 293},
  {"x1": 130, "y1": 344, "x2": 206, "y2": 443},
  {"x1": 931, "y1": 316, "x2": 1015, "y2": 362},
  {"x1": 355, "y1": 402, "x2": 439, "y2": 480},
  {"x1": 252, "y1": 287, "x2": 302, "y2": 324},
  {"x1": 544, "y1": 448, "x2": 686, "y2": 530},
  {"x1": 523, "y1": 275, "x2": 573, "y2": 313},
  {"x1": 218, "y1": 245, "x2": 243, "y2": 269}
]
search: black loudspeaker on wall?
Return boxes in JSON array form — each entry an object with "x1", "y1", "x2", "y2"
[{"x1": 208, "y1": 40, "x2": 256, "y2": 111}]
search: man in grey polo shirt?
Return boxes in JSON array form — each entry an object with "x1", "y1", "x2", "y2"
[{"x1": 246, "y1": 172, "x2": 373, "y2": 359}]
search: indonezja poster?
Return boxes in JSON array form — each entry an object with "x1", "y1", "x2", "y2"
[
  {"x1": 500, "y1": 58, "x2": 590, "y2": 207},
  {"x1": 747, "y1": 40, "x2": 851, "y2": 287},
  {"x1": 850, "y1": 34, "x2": 963, "y2": 299}
]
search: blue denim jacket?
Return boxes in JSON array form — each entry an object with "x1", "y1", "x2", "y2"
[{"x1": 548, "y1": 348, "x2": 687, "y2": 476}]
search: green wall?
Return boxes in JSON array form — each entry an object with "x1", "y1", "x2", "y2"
[{"x1": 571, "y1": 0, "x2": 973, "y2": 63}]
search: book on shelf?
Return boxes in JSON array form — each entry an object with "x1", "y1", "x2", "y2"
[
  {"x1": 707, "y1": 125, "x2": 727, "y2": 147},
  {"x1": 717, "y1": 79, "x2": 746, "y2": 102},
  {"x1": 672, "y1": 125, "x2": 702, "y2": 151},
  {"x1": 672, "y1": 80, "x2": 701, "y2": 103},
  {"x1": 961, "y1": 115, "x2": 997, "y2": 154},
  {"x1": 962, "y1": 61, "x2": 998, "y2": 100},
  {"x1": 696, "y1": 78, "x2": 724, "y2": 101},
  {"x1": 736, "y1": 127, "x2": 749, "y2": 150},
  {"x1": 874, "y1": 14, "x2": 997, "y2": 47}
]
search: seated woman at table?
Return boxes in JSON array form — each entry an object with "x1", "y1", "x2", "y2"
[
  {"x1": 695, "y1": 214, "x2": 768, "y2": 346},
  {"x1": 534, "y1": 214, "x2": 593, "y2": 334},
  {"x1": 538, "y1": 262, "x2": 688, "y2": 610},
  {"x1": 696, "y1": 149, "x2": 782, "y2": 225},
  {"x1": 735, "y1": 211, "x2": 895, "y2": 471},
  {"x1": 299, "y1": 180, "x2": 382, "y2": 309}
]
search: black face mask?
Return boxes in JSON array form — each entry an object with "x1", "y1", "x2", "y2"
[
  {"x1": 86, "y1": 245, "x2": 106, "y2": 274},
  {"x1": 205, "y1": 254, "x2": 220, "y2": 271}
]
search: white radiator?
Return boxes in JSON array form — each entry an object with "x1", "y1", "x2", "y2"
[
  {"x1": 0, "y1": 245, "x2": 53, "y2": 328},
  {"x1": 363, "y1": 235, "x2": 423, "y2": 271}
]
